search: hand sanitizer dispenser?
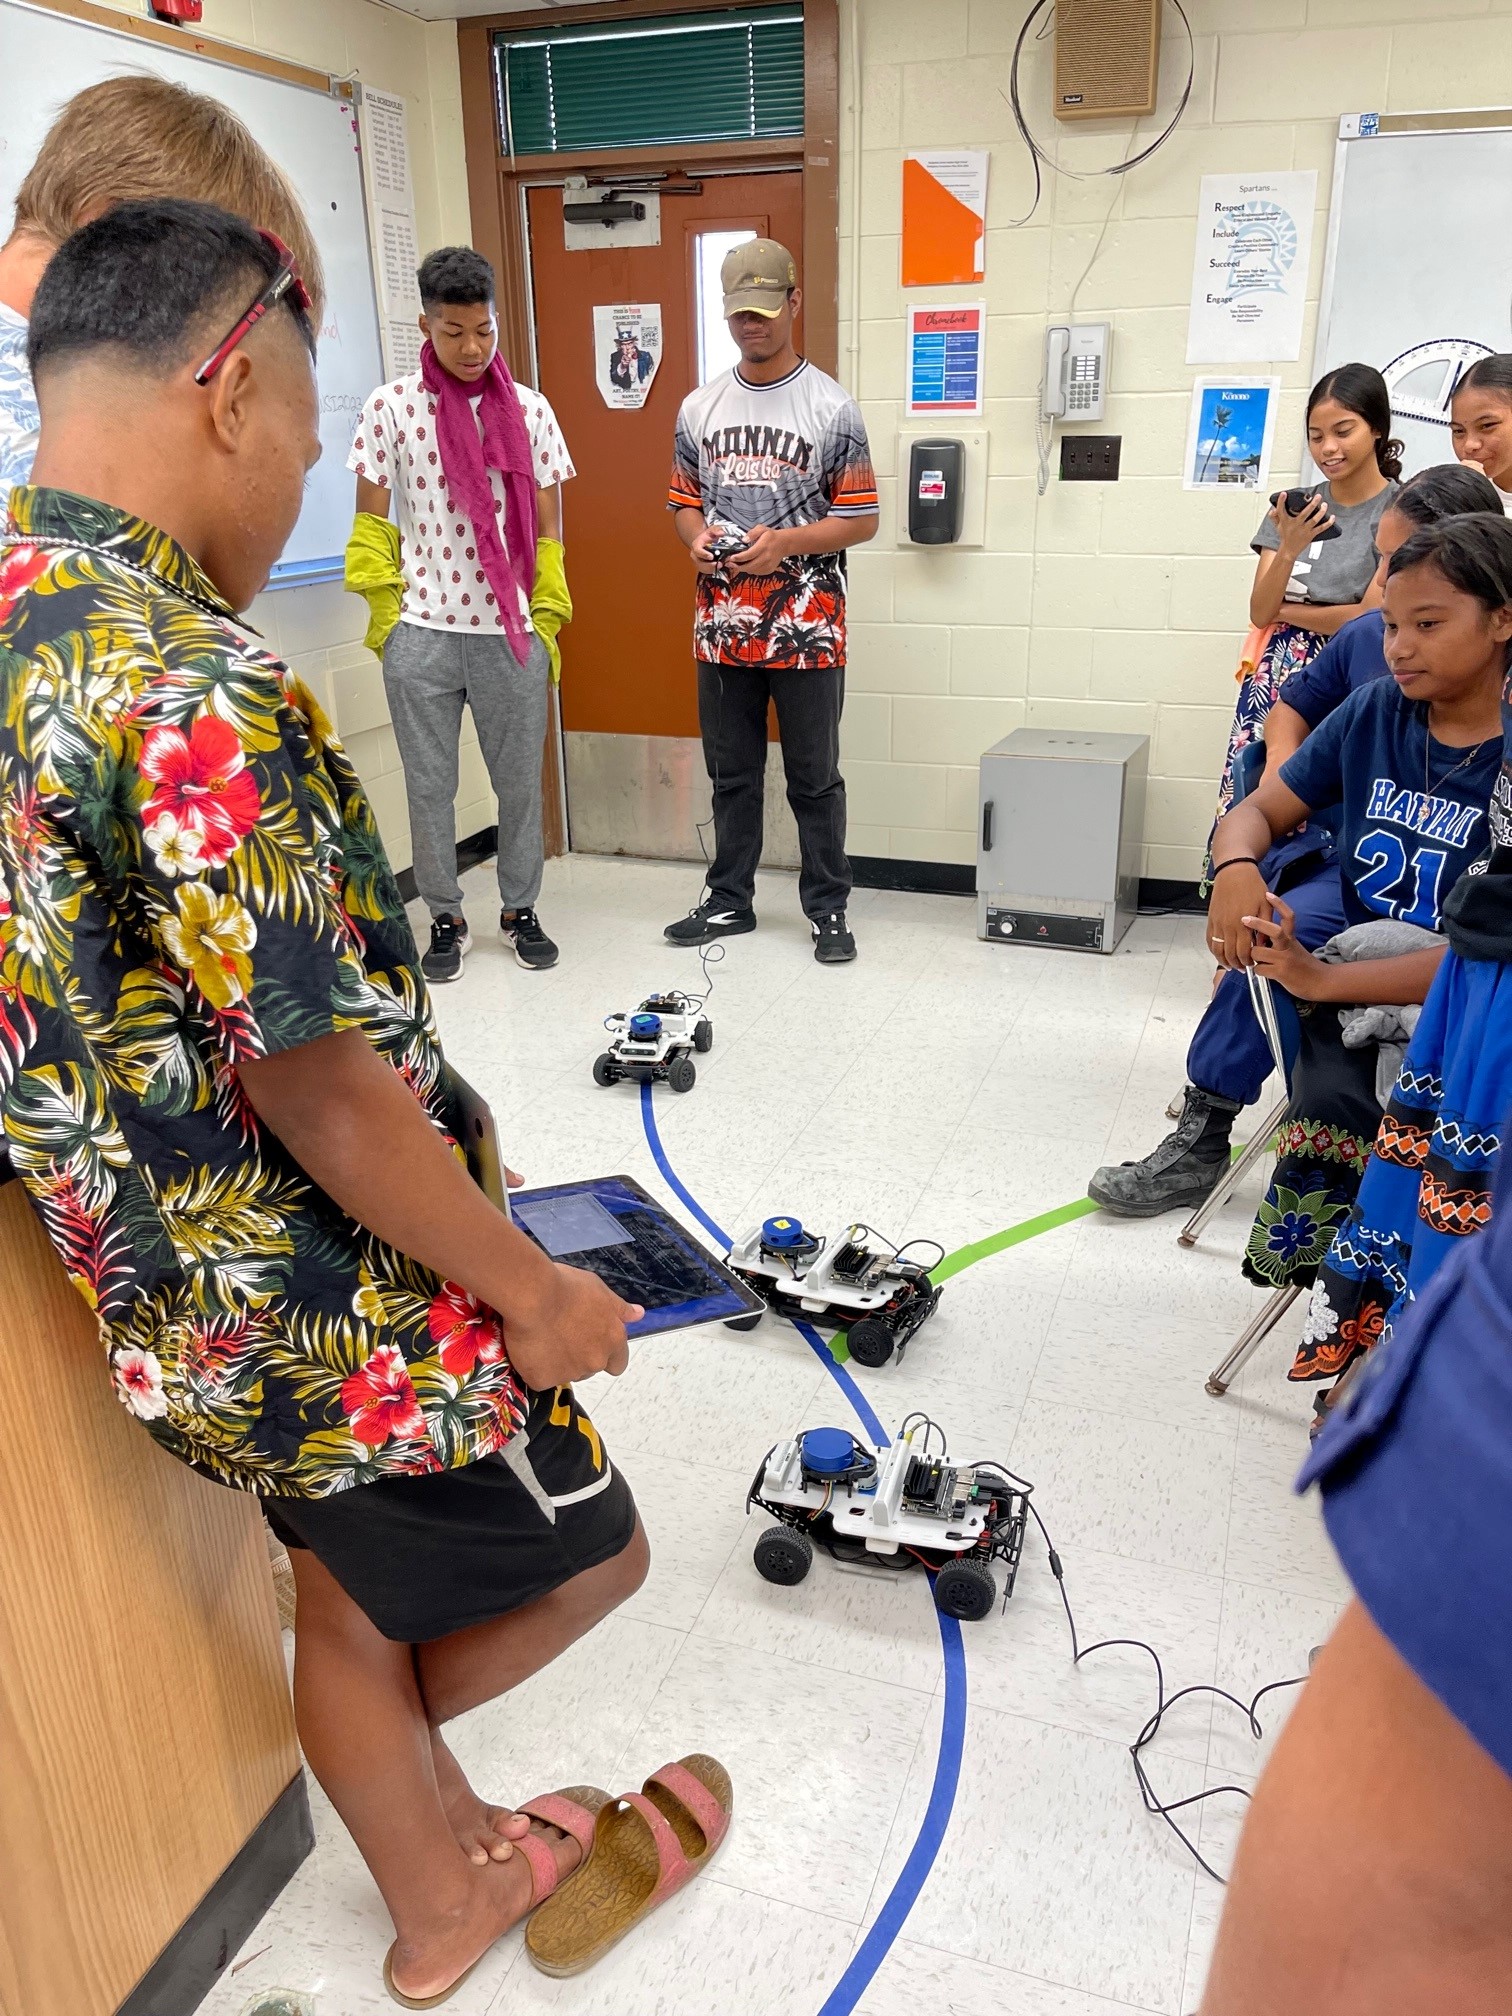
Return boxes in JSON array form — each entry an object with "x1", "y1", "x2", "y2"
[{"x1": 906, "y1": 438, "x2": 964, "y2": 544}]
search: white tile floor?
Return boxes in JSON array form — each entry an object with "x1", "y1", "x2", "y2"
[{"x1": 206, "y1": 855, "x2": 1348, "y2": 2016}]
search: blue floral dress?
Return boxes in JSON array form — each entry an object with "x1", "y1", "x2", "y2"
[
  {"x1": 1292, "y1": 696, "x2": 1512, "y2": 1383},
  {"x1": 1212, "y1": 622, "x2": 1325, "y2": 840},
  {"x1": 1293, "y1": 955, "x2": 1512, "y2": 1380}
]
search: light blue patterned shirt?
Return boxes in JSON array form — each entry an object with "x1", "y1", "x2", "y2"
[{"x1": 0, "y1": 303, "x2": 40, "y2": 516}]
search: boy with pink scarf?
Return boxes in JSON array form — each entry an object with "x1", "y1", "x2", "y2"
[{"x1": 346, "y1": 246, "x2": 573, "y2": 981}]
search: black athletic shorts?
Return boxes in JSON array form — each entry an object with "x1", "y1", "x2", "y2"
[{"x1": 264, "y1": 1384, "x2": 637, "y2": 1642}]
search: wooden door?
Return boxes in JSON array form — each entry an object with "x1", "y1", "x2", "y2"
[{"x1": 527, "y1": 170, "x2": 804, "y2": 743}]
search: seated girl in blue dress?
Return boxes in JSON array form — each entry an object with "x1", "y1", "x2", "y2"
[{"x1": 1292, "y1": 515, "x2": 1512, "y2": 1413}]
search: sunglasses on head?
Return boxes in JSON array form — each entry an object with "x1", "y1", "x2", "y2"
[{"x1": 193, "y1": 230, "x2": 313, "y2": 386}]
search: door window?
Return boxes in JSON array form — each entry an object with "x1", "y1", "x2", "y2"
[{"x1": 694, "y1": 228, "x2": 756, "y2": 386}]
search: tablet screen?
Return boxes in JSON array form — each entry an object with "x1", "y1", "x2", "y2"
[
  {"x1": 513, "y1": 1193, "x2": 636, "y2": 1258},
  {"x1": 508, "y1": 1174, "x2": 764, "y2": 1336}
]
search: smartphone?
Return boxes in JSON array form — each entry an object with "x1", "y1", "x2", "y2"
[
  {"x1": 449, "y1": 1068, "x2": 511, "y2": 1218},
  {"x1": 1270, "y1": 487, "x2": 1342, "y2": 541}
]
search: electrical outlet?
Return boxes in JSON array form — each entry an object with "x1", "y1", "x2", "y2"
[{"x1": 1059, "y1": 435, "x2": 1122, "y2": 482}]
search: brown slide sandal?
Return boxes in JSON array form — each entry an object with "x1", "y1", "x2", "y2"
[
  {"x1": 382, "y1": 1785, "x2": 610, "y2": 2008},
  {"x1": 525, "y1": 1753, "x2": 732, "y2": 1978}
]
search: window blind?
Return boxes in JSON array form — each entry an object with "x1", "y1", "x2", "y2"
[{"x1": 495, "y1": 8, "x2": 804, "y2": 157}]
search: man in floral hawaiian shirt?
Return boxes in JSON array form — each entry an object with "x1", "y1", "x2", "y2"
[{"x1": 0, "y1": 201, "x2": 655, "y2": 2005}]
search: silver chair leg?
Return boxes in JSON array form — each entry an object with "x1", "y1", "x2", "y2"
[
  {"x1": 1206, "y1": 1284, "x2": 1302, "y2": 1397},
  {"x1": 1178, "y1": 1093, "x2": 1290, "y2": 1250}
]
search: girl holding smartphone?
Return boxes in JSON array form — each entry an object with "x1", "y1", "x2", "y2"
[{"x1": 1212, "y1": 364, "x2": 1402, "y2": 844}]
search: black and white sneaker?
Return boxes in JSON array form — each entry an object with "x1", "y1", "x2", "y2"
[
  {"x1": 502, "y1": 906, "x2": 558, "y2": 970},
  {"x1": 422, "y1": 913, "x2": 470, "y2": 984},
  {"x1": 812, "y1": 910, "x2": 857, "y2": 964},
  {"x1": 664, "y1": 901, "x2": 757, "y2": 947}
]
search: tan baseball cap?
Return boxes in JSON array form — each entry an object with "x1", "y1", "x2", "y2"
[{"x1": 721, "y1": 237, "x2": 798, "y2": 318}]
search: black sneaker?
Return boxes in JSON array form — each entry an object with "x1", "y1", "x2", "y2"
[
  {"x1": 1087, "y1": 1085, "x2": 1242, "y2": 1217},
  {"x1": 664, "y1": 901, "x2": 757, "y2": 947},
  {"x1": 502, "y1": 906, "x2": 558, "y2": 971},
  {"x1": 812, "y1": 910, "x2": 857, "y2": 964},
  {"x1": 422, "y1": 913, "x2": 470, "y2": 984}
]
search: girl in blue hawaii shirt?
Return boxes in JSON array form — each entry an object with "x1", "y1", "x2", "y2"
[
  {"x1": 1293, "y1": 514, "x2": 1512, "y2": 1417},
  {"x1": 1204, "y1": 515, "x2": 1507, "y2": 1310}
]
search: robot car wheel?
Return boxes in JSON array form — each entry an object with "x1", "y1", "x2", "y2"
[
  {"x1": 933, "y1": 1556, "x2": 997, "y2": 1623},
  {"x1": 754, "y1": 1523, "x2": 814, "y2": 1586},
  {"x1": 725, "y1": 1312, "x2": 764, "y2": 1332},
  {"x1": 693, "y1": 1017, "x2": 714, "y2": 1053},
  {"x1": 846, "y1": 1317, "x2": 896, "y2": 1369},
  {"x1": 666, "y1": 1052, "x2": 697, "y2": 1094},
  {"x1": 591, "y1": 1053, "x2": 619, "y2": 1087}
]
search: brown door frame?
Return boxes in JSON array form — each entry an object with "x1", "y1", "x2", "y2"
[{"x1": 455, "y1": 0, "x2": 840, "y2": 858}]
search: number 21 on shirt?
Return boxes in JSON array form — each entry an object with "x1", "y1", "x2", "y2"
[{"x1": 1353, "y1": 830, "x2": 1449, "y2": 928}]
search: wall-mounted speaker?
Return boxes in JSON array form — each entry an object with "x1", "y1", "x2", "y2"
[{"x1": 1053, "y1": 0, "x2": 1161, "y2": 122}]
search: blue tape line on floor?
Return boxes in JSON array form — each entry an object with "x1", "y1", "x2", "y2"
[
  {"x1": 638, "y1": 1081, "x2": 963, "y2": 2012},
  {"x1": 818, "y1": 1612, "x2": 967, "y2": 2016},
  {"x1": 791, "y1": 1319, "x2": 890, "y2": 1460},
  {"x1": 639, "y1": 1081, "x2": 732, "y2": 1251}
]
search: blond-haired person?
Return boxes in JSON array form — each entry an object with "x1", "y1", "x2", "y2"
[{"x1": 0, "y1": 73, "x2": 323, "y2": 506}]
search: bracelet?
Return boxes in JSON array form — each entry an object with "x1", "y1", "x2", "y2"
[{"x1": 1210, "y1": 857, "x2": 1262, "y2": 877}]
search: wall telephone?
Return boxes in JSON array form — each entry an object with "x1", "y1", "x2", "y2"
[{"x1": 1041, "y1": 323, "x2": 1110, "y2": 422}]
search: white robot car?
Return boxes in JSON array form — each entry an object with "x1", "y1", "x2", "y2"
[
  {"x1": 724, "y1": 1216, "x2": 943, "y2": 1366},
  {"x1": 747, "y1": 1416, "x2": 1028, "y2": 1622},
  {"x1": 593, "y1": 993, "x2": 712, "y2": 1093}
]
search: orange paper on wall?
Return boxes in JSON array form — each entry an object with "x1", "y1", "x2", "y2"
[{"x1": 901, "y1": 151, "x2": 989, "y2": 287}]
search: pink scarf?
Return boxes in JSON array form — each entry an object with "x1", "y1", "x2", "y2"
[{"x1": 420, "y1": 340, "x2": 537, "y2": 660}]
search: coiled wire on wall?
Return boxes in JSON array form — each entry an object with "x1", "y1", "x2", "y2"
[{"x1": 1007, "y1": 0, "x2": 1197, "y2": 225}]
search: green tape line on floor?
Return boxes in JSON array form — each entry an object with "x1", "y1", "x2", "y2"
[
  {"x1": 931, "y1": 1197, "x2": 1100, "y2": 1285},
  {"x1": 929, "y1": 1138, "x2": 1254, "y2": 1287}
]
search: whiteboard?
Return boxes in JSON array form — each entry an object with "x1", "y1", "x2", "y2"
[
  {"x1": 0, "y1": 0, "x2": 386, "y2": 586},
  {"x1": 1313, "y1": 116, "x2": 1512, "y2": 479}
]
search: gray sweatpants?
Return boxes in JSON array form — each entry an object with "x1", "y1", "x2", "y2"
[{"x1": 382, "y1": 621, "x2": 550, "y2": 916}]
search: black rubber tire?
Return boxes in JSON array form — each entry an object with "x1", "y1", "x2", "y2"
[
  {"x1": 666, "y1": 1052, "x2": 697, "y2": 1094},
  {"x1": 693, "y1": 1018, "x2": 714, "y2": 1053},
  {"x1": 754, "y1": 1524, "x2": 813, "y2": 1586},
  {"x1": 847, "y1": 1317, "x2": 896, "y2": 1369},
  {"x1": 592, "y1": 1053, "x2": 618, "y2": 1087},
  {"x1": 724, "y1": 1312, "x2": 764, "y2": 1332},
  {"x1": 934, "y1": 1557, "x2": 997, "y2": 1623}
]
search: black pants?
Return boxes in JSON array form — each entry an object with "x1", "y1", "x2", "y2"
[{"x1": 697, "y1": 660, "x2": 850, "y2": 919}]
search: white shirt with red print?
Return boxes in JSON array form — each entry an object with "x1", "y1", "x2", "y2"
[{"x1": 348, "y1": 371, "x2": 574, "y2": 635}]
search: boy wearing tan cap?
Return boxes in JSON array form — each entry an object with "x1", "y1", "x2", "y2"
[{"x1": 667, "y1": 239, "x2": 878, "y2": 964}]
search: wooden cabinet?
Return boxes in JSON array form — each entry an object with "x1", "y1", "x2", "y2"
[{"x1": 0, "y1": 1177, "x2": 309, "y2": 2016}]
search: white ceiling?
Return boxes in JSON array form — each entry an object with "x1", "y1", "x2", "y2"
[{"x1": 383, "y1": 1, "x2": 624, "y2": 16}]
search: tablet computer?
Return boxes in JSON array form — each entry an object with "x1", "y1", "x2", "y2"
[{"x1": 508, "y1": 1174, "x2": 764, "y2": 1337}]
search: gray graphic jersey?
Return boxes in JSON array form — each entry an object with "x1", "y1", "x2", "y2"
[{"x1": 669, "y1": 359, "x2": 877, "y2": 668}]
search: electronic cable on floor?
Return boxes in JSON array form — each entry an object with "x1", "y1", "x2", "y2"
[
  {"x1": 1031, "y1": 1490, "x2": 1307, "y2": 1881},
  {"x1": 896, "y1": 1413, "x2": 1308, "y2": 1882}
]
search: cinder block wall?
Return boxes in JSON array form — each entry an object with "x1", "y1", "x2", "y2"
[{"x1": 837, "y1": 0, "x2": 1506, "y2": 879}]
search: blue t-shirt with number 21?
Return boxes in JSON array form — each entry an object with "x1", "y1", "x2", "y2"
[{"x1": 1280, "y1": 680, "x2": 1501, "y2": 929}]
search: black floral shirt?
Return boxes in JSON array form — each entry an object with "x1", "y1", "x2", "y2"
[{"x1": 0, "y1": 488, "x2": 524, "y2": 1497}]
